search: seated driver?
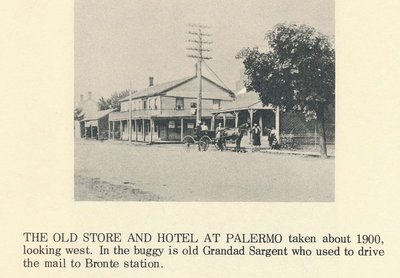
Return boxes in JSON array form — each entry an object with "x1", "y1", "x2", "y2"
[{"x1": 201, "y1": 121, "x2": 209, "y2": 132}]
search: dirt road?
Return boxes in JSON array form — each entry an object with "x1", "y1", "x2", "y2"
[{"x1": 75, "y1": 140, "x2": 334, "y2": 202}]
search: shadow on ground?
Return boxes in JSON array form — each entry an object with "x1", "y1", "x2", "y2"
[{"x1": 75, "y1": 175, "x2": 160, "y2": 201}]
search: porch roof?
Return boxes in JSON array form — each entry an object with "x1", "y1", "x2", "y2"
[
  {"x1": 109, "y1": 110, "x2": 234, "y2": 121},
  {"x1": 213, "y1": 91, "x2": 274, "y2": 114},
  {"x1": 82, "y1": 108, "x2": 115, "y2": 121}
]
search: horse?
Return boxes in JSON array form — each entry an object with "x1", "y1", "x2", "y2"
[{"x1": 219, "y1": 123, "x2": 250, "y2": 152}]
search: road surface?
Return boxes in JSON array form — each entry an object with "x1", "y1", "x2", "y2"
[{"x1": 75, "y1": 140, "x2": 334, "y2": 202}]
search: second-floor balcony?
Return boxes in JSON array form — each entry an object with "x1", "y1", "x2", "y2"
[{"x1": 109, "y1": 108, "x2": 219, "y2": 121}]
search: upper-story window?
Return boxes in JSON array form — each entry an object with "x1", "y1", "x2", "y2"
[
  {"x1": 121, "y1": 102, "x2": 128, "y2": 112},
  {"x1": 176, "y1": 98, "x2": 184, "y2": 110},
  {"x1": 148, "y1": 99, "x2": 152, "y2": 110},
  {"x1": 213, "y1": 99, "x2": 221, "y2": 109},
  {"x1": 143, "y1": 99, "x2": 147, "y2": 110},
  {"x1": 154, "y1": 98, "x2": 158, "y2": 110},
  {"x1": 190, "y1": 102, "x2": 197, "y2": 115}
]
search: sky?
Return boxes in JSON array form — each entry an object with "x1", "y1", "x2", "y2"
[{"x1": 75, "y1": 0, "x2": 334, "y2": 101}]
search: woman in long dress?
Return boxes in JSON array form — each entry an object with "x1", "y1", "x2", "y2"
[{"x1": 252, "y1": 124, "x2": 261, "y2": 147}]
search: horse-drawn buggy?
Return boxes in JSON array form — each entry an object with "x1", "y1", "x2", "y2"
[
  {"x1": 182, "y1": 123, "x2": 249, "y2": 152},
  {"x1": 182, "y1": 130, "x2": 220, "y2": 151}
]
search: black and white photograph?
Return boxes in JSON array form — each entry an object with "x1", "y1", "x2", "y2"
[
  {"x1": 3, "y1": 0, "x2": 400, "y2": 277},
  {"x1": 74, "y1": 0, "x2": 335, "y2": 202}
]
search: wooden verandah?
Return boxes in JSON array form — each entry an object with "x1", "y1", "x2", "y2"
[{"x1": 211, "y1": 92, "x2": 280, "y2": 145}]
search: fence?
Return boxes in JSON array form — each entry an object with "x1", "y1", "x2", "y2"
[{"x1": 279, "y1": 111, "x2": 335, "y2": 154}]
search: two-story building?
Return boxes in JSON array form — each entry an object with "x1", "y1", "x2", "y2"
[{"x1": 108, "y1": 75, "x2": 235, "y2": 142}]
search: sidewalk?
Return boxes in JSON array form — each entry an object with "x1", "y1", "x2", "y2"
[{"x1": 78, "y1": 138, "x2": 335, "y2": 157}]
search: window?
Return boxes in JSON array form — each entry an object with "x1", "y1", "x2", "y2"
[
  {"x1": 154, "y1": 98, "x2": 158, "y2": 110},
  {"x1": 148, "y1": 99, "x2": 152, "y2": 110},
  {"x1": 190, "y1": 102, "x2": 197, "y2": 115},
  {"x1": 213, "y1": 99, "x2": 221, "y2": 109},
  {"x1": 121, "y1": 102, "x2": 128, "y2": 112},
  {"x1": 143, "y1": 99, "x2": 147, "y2": 110},
  {"x1": 176, "y1": 98, "x2": 184, "y2": 110}
]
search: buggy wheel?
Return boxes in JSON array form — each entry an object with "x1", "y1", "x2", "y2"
[
  {"x1": 199, "y1": 135, "x2": 212, "y2": 151},
  {"x1": 182, "y1": 135, "x2": 196, "y2": 151}
]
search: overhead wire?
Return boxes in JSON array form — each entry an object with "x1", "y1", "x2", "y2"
[{"x1": 203, "y1": 61, "x2": 233, "y2": 92}]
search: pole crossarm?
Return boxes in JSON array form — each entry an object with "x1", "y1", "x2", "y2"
[
  {"x1": 187, "y1": 23, "x2": 210, "y2": 29},
  {"x1": 186, "y1": 40, "x2": 213, "y2": 44},
  {"x1": 186, "y1": 55, "x2": 212, "y2": 60},
  {"x1": 186, "y1": 47, "x2": 212, "y2": 52},
  {"x1": 187, "y1": 31, "x2": 212, "y2": 37},
  {"x1": 186, "y1": 23, "x2": 213, "y2": 123}
]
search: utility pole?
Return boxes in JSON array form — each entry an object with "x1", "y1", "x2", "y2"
[
  {"x1": 128, "y1": 88, "x2": 132, "y2": 144},
  {"x1": 186, "y1": 24, "x2": 212, "y2": 123},
  {"x1": 128, "y1": 80, "x2": 133, "y2": 144}
]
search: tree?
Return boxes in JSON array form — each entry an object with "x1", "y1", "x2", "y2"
[
  {"x1": 74, "y1": 107, "x2": 83, "y2": 121},
  {"x1": 97, "y1": 96, "x2": 111, "y2": 111},
  {"x1": 97, "y1": 90, "x2": 130, "y2": 111},
  {"x1": 236, "y1": 23, "x2": 335, "y2": 158}
]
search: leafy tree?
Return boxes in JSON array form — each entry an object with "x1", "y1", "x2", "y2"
[
  {"x1": 236, "y1": 23, "x2": 335, "y2": 158},
  {"x1": 97, "y1": 90, "x2": 131, "y2": 111},
  {"x1": 74, "y1": 107, "x2": 83, "y2": 121},
  {"x1": 97, "y1": 96, "x2": 111, "y2": 111}
]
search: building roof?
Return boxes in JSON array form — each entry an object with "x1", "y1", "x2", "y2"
[
  {"x1": 120, "y1": 75, "x2": 234, "y2": 102},
  {"x1": 214, "y1": 91, "x2": 273, "y2": 113},
  {"x1": 82, "y1": 108, "x2": 115, "y2": 121},
  {"x1": 75, "y1": 98, "x2": 98, "y2": 118}
]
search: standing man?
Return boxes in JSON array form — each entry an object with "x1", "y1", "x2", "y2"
[
  {"x1": 194, "y1": 121, "x2": 202, "y2": 151},
  {"x1": 215, "y1": 122, "x2": 225, "y2": 151},
  {"x1": 269, "y1": 127, "x2": 279, "y2": 149},
  {"x1": 194, "y1": 121, "x2": 202, "y2": 140}
]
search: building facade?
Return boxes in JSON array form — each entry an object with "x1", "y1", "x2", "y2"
[
  {"x1": 75, "y1": 92, "x2": 99, "y2": 138},
  {"x1": 108, "y1": 75, "x2": 234, "y2": 142}
]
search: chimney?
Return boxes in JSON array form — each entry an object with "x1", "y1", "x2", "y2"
[
  {"x1": 88, "y1": 91, "x2": 92, "y2": 100},
  {"x1": 149, "y1": 76, "x2": 154, "y2": 87}
]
